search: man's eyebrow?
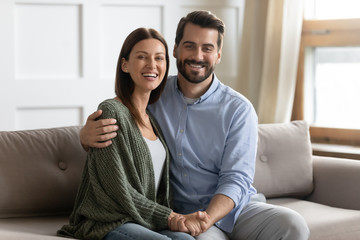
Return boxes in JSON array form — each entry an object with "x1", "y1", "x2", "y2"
[
  {"x1": 203, "y1": 43, "x2": 215, "y2": 48},
  {"x1": 182, "y1": 41, "x2": 196, "y2": 45},
  {"x1": 182, "y1": 41, "x2": 215, "y2": 48}
]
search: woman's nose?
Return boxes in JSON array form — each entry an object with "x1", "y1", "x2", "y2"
[{"x1": 147, "y1": 58, "x2": 156, "y2": 69}]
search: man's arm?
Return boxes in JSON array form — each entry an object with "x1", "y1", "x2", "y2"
[
  {"x1": 168, "y1": 194, "x2": 233, "y2": 236},
  {"x1": 80, "y1": 110, "x2": 119, "y2": 151},
  {"x1": 202, "y1": 194, "x2": 235, "y2": 232}
]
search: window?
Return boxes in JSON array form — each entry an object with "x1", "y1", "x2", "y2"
[
  {"x1": 292, "y1": 0, "x2": 360, "y2": 147},
  {"x1": 305, "y1": 46, "x2": 360, "y2": 129},
  {"x1": 304, "y1": 0, "x2": 360, "y2": 20}
]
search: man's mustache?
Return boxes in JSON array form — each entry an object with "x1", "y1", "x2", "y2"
[{"x1": 184, "y1": 60, "x2": 209, "y2": 67}]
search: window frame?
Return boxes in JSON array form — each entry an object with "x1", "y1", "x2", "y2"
[{"x1": 292, "y1": 18, "x2": 360, "y2": 146}]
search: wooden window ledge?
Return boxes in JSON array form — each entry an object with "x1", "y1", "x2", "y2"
[{"x1": 312, "y1": 143, "x2": 360, "y2": 160}]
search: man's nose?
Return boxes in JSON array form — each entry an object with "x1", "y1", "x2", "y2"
[{"x1": 192, "y1": 48, "x2": 204, "y2": 61}]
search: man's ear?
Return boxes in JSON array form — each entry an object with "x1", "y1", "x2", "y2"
[
  {"x1": 216, "y1": 49, "x2": 222, "y2": 64},
  {"x1": 121, "y1": 58, "x2": 128, "y2": 73},
  {"x1": 173, "y1": 44, "x2": 178, "y2": 58}
]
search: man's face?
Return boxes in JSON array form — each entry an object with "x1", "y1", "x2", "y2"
[{"x1": 174, "y1": 23, "x2": 222, "y2": 84}]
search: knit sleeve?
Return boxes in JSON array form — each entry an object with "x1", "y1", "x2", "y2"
[{"x1": 87, "y1": 100, "x2": 172, "y2": 231}]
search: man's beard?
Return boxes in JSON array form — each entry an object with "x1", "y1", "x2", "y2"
[{"x1": 177, "y1": 59, "x2": 214, "y2": 84}]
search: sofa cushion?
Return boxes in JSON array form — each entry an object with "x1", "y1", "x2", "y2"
[
  {"x1": 253, "y1": 121, "x2": 313, "y2": 198},
  {"x1": 268, "y1": 198, "x2": 360, "y2": 240},
  {"x1": 0, "y1": 126, "x2": 86, "y2": 218},
  {"x1": 0, "y1": 216, "x2": 70, "y2": 239}
]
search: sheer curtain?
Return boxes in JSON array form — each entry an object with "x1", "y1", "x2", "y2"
[{"x1": 238, "y1": 0, "x2": 304, "y2": 123}]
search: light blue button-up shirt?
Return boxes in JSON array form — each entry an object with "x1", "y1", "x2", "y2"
[{"x1": 148, "y1": 74, "x2": 258, "y2": 233}]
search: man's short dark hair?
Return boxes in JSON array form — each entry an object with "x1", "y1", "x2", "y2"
[{"x1": 175, "y1": 10, "x2": 225, "y2": 50}]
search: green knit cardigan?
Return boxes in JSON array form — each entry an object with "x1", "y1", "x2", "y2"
[{"x1": 58, "y1": 99, "x2": 173, "y2": 240}]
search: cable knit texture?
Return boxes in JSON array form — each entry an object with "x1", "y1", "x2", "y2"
[{"x1": 58, "y1": 99, "x2": 172, "y2": 240}]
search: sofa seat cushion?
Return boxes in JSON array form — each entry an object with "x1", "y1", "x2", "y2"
[
  {"x1": 0, "y1": 216, "x2": 74, "y2": 239},
  {"x1": 268, "y1": 198, "x2": 360, "y2": 240},
  {"x1": 253, "y1": 121, "x2": 313, "y2": 198}
]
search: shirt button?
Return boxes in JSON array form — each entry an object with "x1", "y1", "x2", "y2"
[
  {"x1": 180, "y1": 129, "x2": 184, "y2": 133},
  {"x1": 178, "y1": 153, "x2": 182, "y2": 156}
]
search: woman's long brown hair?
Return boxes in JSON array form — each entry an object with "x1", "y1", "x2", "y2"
[{"x1": 114, "y1": 28, "x2": 170, "y2": 126}]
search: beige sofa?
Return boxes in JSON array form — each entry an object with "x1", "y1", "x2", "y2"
[{"x1": 1, "y1": 121, "x2": 360, "y2": 239}]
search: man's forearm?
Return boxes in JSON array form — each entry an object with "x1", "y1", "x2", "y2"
[
  {"x1": 205, "y1": 194, "x2": 235, "y2": 227},
  {"x1": 168, "y1": 196, "x2": 231, "y2": 235}
]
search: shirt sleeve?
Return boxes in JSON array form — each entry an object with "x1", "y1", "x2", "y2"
[
  {"x1": 215, "y1": 102, "x2": 258, "y2": 208},
  {"x1": 87, "y1": 101, "x2": 172, "y2": 231}
]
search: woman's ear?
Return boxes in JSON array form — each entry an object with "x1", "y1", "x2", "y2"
[{"x1": 121, "y1": 58, "x2": 128, "y2": 73}]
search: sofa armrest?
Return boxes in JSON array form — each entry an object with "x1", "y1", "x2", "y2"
[{"x1": 306, "y1": 155, "x2": 360, "y2": 210}]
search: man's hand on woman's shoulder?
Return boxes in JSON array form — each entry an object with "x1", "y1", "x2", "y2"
[{"x1": 80, "y1": 110, "x2": 119, "y2": 151}]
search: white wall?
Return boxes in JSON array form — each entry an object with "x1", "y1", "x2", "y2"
[{"x1": 0, "y1": 0, "x2": 245, "y2": 131}]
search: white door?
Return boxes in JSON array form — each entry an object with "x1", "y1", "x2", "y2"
[{"x1": 0, "y1": 0, "x2": 245, "y2": 131}]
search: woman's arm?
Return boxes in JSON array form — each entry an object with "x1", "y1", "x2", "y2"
[{"x1": 87, "y1": 100, "x2": 172, "y2": 230}]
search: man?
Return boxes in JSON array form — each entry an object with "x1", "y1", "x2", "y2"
[{"x1": 80, "y1": 10, "x2": 309, "y2": 239}]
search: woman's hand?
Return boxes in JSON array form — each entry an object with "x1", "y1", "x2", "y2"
[{"x1": 168, "y1": 211, "x2": 211, "y2": 236}]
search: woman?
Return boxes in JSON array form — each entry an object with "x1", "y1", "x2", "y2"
[{"x1": 57, "y1": 28, "x2": 195, "y2": 240}]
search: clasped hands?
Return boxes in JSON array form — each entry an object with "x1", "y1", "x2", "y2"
[{"x1": 168, "y1": 211, "x2": 211, "y2": 236}]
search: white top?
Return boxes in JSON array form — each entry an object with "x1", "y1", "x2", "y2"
[
  {"x1": 143, "y1": 136, "x2": 166, "y2": 193},
  {"x1": 183, "y1": 96, "x2": 199, "y2": 104}
]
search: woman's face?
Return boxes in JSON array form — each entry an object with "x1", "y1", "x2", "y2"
[{"x1": 122, "y1": 38, "x2": 167, "y2": 94}]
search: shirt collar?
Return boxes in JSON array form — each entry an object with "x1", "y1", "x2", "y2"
[{"x1": 174, "y1": 74, "x2": 220, "y2": 104}]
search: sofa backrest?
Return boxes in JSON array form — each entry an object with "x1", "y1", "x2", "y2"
[
  {"x1": 0, "y1": 121, "x2": 313, "y2": 218},
  {"x1": 0, "y1": 126, "x2": 86, "y2": 218},
  {"x1": 253, "y1": 121, "x2": 313, "y2": 198}
]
